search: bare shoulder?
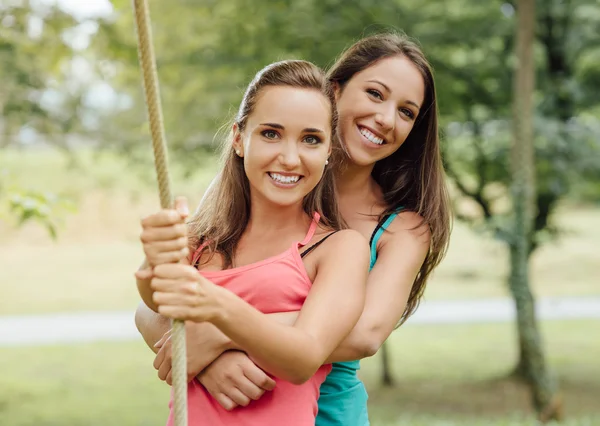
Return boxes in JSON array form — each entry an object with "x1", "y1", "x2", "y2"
[
  {"x1": 384, "y1": 210, "x2": 431, "y2": 246},
  {"x1": 319, "y1": 229, "x2": 370, "y2": 263}
]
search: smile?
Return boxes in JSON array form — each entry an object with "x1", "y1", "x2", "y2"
[
  {"x1": 358, "y1": 126, "x2": 385, "y2": 146},
  {"x1": 268, "y1": 172, "x2": 303, "y2": 186}
]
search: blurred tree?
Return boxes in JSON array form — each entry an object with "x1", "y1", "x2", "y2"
[
  {"x1": 509, "y1": 0, "x2": 561, "y2": 421},
  {"x1": 90, "y1": 0, "x2": 600, "y2": 389},
  {"x1": 439, "y1": 0, "x2": 600, "y2": 384},
  {"x1": 0, "y1": 1, "x2": 97, "y2": 150}
]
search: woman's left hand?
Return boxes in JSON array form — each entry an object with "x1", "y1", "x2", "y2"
[{"x1": 151, "y1": 263, "x2": 223, "y2": 323}]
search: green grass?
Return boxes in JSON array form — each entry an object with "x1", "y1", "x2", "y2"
[
  {"x1": 1, "y1": 320, "x2": 598, "y2": 425},
  {"x1": 1, "y1": 148, "x2": 599, "y2": 315}
]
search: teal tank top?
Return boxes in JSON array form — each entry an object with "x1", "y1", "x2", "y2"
[{"x1": 315, "y1": 212, "x2": 400, "y2": 426}]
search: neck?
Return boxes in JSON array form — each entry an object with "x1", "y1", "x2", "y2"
[
  {"x1": 246, "y1": 196, "x2": 310, "y2": 238},
  {"x1": 336, "y1": 161, "x2": 377, "y2": 201}
]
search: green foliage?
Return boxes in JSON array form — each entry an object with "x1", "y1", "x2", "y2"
[
  {"x1": 0, "y1": 2, "x2": 97, "y2": 148},
  {"x1": 6, "y1": 190, "x2": 74, "y2": 239},
  {"x1": 0, "y1": 168, "x2": 75, "y2": 239}
]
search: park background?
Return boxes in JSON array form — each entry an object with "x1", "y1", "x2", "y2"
[{"x1": 1, "y1": 0, "x2": 599, "y2": 425}]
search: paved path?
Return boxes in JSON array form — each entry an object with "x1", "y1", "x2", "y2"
[{"x1": 1, "y1": 297, "x2": 598, "y2": 347}]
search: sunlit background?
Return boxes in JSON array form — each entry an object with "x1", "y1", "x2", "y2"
[{"x1": 1, "y1": 0, "x2": 599, "y2": 425}]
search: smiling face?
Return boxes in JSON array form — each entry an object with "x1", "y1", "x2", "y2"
[
  {"x1": 335, "y1": 55, "x2": 425, "y2": 167},
  {"x1": 233, "y1": 85, "x2": 332, "y2": 208}
]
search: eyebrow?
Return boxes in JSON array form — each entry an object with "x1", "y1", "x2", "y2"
[
  {"x1": 366, "y1": 79, "x2": 421, "y2": 110},
  {"x1": 260, "y1": 123, "x2": 325, "y2": 134}
]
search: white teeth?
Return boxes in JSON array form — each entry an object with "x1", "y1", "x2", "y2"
[
  {"x1": 269, "y1": 173, "x2": 300, "y2": 184},
  {"x1": 359, "y1": 127, "x2": 384, "y2": 145}
]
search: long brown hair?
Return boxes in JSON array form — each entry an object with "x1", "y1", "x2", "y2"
[
  {"x1": 188, "y1": 60, "x2": 345, "y2": 268},
  {"x1": 327, "y1": 32, "x2": 452, "y2": 325}
]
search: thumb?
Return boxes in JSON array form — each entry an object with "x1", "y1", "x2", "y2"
[{"x1": 174, "y1": 196, "x2": 189, "y2": 219}]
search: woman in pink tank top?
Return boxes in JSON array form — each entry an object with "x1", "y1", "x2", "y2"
[{"x1": 135, "y1": 60, "x2": 370, "y2": 425}]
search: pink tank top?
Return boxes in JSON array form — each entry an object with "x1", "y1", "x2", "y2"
[{"x1": 166, "y1": 213, "x2": 332, "y2": 426}]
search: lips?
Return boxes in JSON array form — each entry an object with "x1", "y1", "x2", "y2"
[
  {"x1": 357, "y1": 125, "x2": 386, "y2": 146},
  {"x1": 268, "y1": 172, "x2": 303, "y2": 185}
]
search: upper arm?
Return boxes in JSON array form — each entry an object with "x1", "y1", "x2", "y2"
[
  {"x1": 293, "y1": 229, "x2": 370, "y2": 358},
  {"x1": 360, "y1": 211, "x2": 430, "y2": 336}
]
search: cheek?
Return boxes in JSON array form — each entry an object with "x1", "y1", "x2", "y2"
[
  {"x1": 396, "y1": 120, "x2": 415, "y2": 142},
  {"x1": 303, "y1": 150, "x2": 328, "y2": 175}
]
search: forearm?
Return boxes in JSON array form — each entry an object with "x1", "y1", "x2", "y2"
[
  {"x1": 136, "y1": 259, "x2": 159, "y2": 312},
  {"x1": 213, "y1": 292, "x2": 325, "y2": 385},
  {"x1": 135, "y1": 301, "x2": 170, "y2": 353},
  {"x1": 326, "y1": 296, "x2": 406, "y2": 362},
  {"x1": 325, "y1": 320, "x2": 387, "y2": 362}
]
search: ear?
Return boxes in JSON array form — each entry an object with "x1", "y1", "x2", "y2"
[
  {"x1": 232, "y1": 123, "x2": 244, "y2": 157},
  {"x1": 332, "y1": 81, "x2": 342, "y2": 102}
]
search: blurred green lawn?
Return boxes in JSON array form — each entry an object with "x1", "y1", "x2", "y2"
[{"x1": 1, "y1": 320, "x2": 599, "y2": 425}]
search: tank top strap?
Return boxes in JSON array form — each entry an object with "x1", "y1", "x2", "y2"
[
  {"x1": 190, "y1": 240, "x2": 210, "y2": 267},
  {"x1": 369, "y1": 208, "x2": 403, "y2": 263},
  {"x1": 298, "y1": 212, "x2": 321, "y2": 247}
]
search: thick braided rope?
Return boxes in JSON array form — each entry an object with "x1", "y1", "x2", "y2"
[{"x1": 132, "y1": 1, "x2": 187, "y2": 425}]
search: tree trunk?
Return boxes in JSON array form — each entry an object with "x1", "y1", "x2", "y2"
[
  {"x1": 510, "y1": 0, "x2": 562, "y2": 422},
  {"x1": 380, "y1": 341, "x2": 394, "y2": 386}
]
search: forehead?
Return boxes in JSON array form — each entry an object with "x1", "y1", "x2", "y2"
[
  {"x1": 249, "y1": 86, "x2": 332, "y2": 128},
  {"x1": 353, "y1": 56, "x2": 425, "y2": 105}
]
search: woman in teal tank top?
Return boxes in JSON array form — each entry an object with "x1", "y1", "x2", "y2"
[
  {"x1": 317, "y1": 213, "x2": 400, "y2": 426},
  {"x1": 135, "y1": 32, "x2": 452, "y2": 426},
  {"x1": 313, "y1": 33, "x2": 451, "y2": 426}
]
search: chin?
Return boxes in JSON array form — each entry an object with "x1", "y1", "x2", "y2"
[
  {"x1": 262, "y1": 190, "x2": 305, "y2": 208},
  {"x1": 345, "y1": 143, "x2": 377, "y2": 167}
]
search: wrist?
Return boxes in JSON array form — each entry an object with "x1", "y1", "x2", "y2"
[{"x1": 210, "y1": 285, "x2": 235, "y2": 328}]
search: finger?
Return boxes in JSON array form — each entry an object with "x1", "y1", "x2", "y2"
[
  {"x1": 147, "y1": 249, "x2": 190, "y2": 266},
  {"x1": 141, "y1": 210, "x2": 185, "y2": 228},
  {"x1": 166, "y1": 370, "x2": 173, "y2": 386},
  {"x1": 140, "y1": 223, "x2": 187, "y2": 243},
  {"x1": 153, "y1": 345, "x2": 166, "y2": 370},
  {"x1": 214, "y1": 393, "x2": 237, "y2": 411},
  {"x1": 154, "y1": 331, "x2": 171, "y2": 349},
  {"x1": 224, "y1": 387, "x2": 251, "y2": 407},
  {"x1": 153, "y1": 291, "x2": 191, "y2": 309},
  {"x1": 174, "y1": 196, "x2": 189, "y2": 219},
  {"x1": 135, "y1": 268, "x2": 153, "y2": 280},
  {"x1": 157, "y1": 305, "x2": 199, "y2": 322},
  {"x1": 157, "y1": 354, "x2": 172, "y2": 381},
  {"x1": 151, "y1": 287, "x2": 200, "y2": 305},
  {"x1": 234, "y1": 376, "x2": 266, "y2": 401},
  {"x1": 154, "y1": 264, "x2": 199, "y2": 281},
  {"x1": 147, "y1": 237, "x2": 189, "y2": 254},
  {"x1": 243, "y1": 365, "x2": 276, "y2": 391}
]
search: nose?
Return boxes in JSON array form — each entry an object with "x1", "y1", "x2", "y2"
[
  {"x1": 279, "y1": 140, "x2": 301, "y2": 169},
  {"x1": 374, "y1": 103, "x2": 395, "y2": 132}
]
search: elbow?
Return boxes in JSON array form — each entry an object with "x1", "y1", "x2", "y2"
[
  {"x1": 286, "y1": 356, "x2": 323, "y2": 385},
  {"x1": 288, "y1": 373, "x2": 313, "y2": 386},
  {"x1": 350, "y1": 328, "x2": 388, "y2": 359},
  {"x1": 134, "y1": 302, "x2": 145, "y2": 333},
  {"x1": 359, "y1": 338, "x2": 383, "y2": 358}
]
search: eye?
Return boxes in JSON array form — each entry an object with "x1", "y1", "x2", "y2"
[
  {"x1": 399, "y1": 108, "x2": 415, "y2": 120},
  {"x1": 366, "y1": 89, "x2": 383, "y2": 100},
  {"x1": 303, "y1": 135, "x2": 322, "y2": 145},
  {"x1": 261, "y1": 130, "x2": 279, "y2": 139}
]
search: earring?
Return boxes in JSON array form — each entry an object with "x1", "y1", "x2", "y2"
[
  {"x1": 235, "y1": 150, "x2": 241, "y2": 156},
  {"x1": 325, "y1": 159, "x2": 329, "y2": 165}
]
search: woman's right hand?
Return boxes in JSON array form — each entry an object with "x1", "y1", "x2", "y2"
[
  {"x1": 139, "y1": 196, "x2": 190, "y2": 266},
  {"x1": 197, "y1": 351, "x2": 276, "y2": 410}
]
